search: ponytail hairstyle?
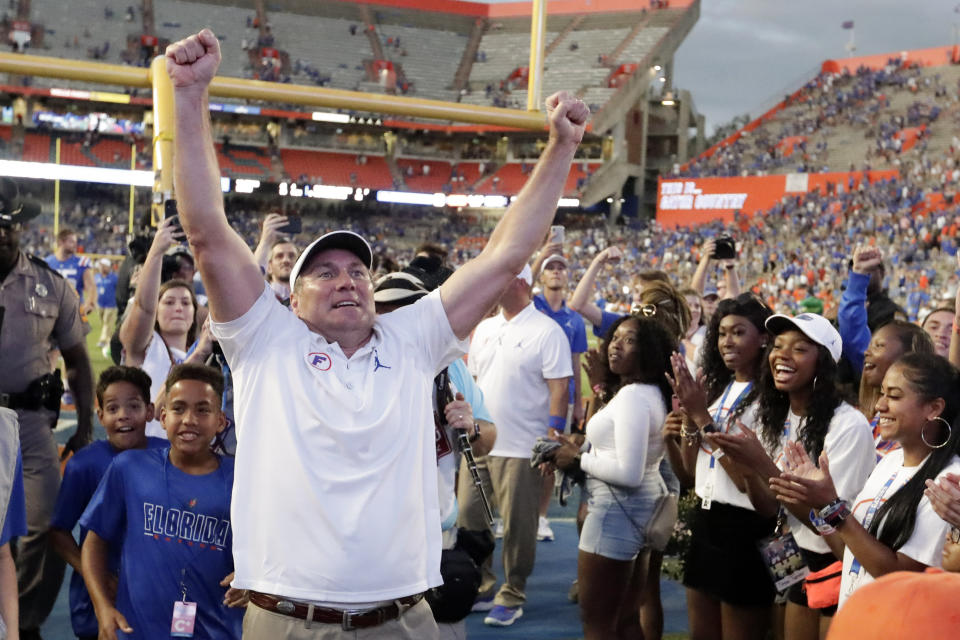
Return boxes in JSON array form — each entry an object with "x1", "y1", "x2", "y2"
[
  {"x1": 634, "y1": 280, "x2": 691, "y2": 342},
  {"x1": 870, "y1": 353, "x2": 960, "y2": 551}
]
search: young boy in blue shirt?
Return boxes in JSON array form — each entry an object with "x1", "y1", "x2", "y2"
[
  {"x1": 50, "y1": 366, "x2": 168, "y2": 640},
  {"x1": 80, "y1": 364, "x2": 245, "y2": 640}
]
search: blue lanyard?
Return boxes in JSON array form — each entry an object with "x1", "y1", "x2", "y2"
[
  {"x1": 709, "y1": 381, "x2": 753, "y2": 468},
  {"x1": 712, "y1": 381, "x2": 754, "y2": 426},
  {"x1": 849, "y1": 470, "x2": 900, "y2": 576}
]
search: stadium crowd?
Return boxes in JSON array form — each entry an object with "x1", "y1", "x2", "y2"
[
  {"x1": 3, "y1": 26, "x2": 960, "y2": 640},
  {"x1": 677, "y1": 60, "x2": 958, "y2": 179}
]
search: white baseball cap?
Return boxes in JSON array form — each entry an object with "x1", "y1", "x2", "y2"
[
  {"x1": 539, "y1": 254, "x2": 568, "y2": 276},
  {"x1": 765, "y1": 313, "x2": 842, "y2": 363},
  {"x1": 516, "y1": 264, "x2": 533, "y2": 285},
  {"x1": 289, "y1": 230, "x2": 373, "y2": 288}
]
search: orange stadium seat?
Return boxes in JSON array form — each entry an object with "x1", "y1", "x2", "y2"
[
  {"x1": 280, "y1": 150, "x2": 394, "y2": 190},
  {"x1": 397, "y1": 159, "x2": 453, "y2": 193},
  {"x1": 215, "y1": 144, "x2": 271, "y2": 177},
  {"x1": 22, "y1": 132, "x2": 51, "y2": 163}
]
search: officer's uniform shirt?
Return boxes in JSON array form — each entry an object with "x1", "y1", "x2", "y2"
[
  {"x1": 0, "y1": 252, "x2": 85, "y2": 396},
  {"x1": 0, "y1": 251, "x2": 85, "y2": 538}
]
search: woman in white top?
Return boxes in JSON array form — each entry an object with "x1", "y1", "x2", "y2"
[
  {"x1": 553, "y1": 315, "x2": 676, "y2": 640},
  {"x1": 710, "y1": 313, "x2": 876, "y2": 640},
  {"x1": 665, "y1": 293, "x2": 775, "y2": 640},
  {"x1": 119, "y1": 217, "x2": 198, "y2": 438},
  {"x1": 772, "y1": 352, "x2": 960, "y2": 607}
]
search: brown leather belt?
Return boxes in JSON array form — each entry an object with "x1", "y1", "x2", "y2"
[{"x1": 249, "y1": 591, "x2": 423, "y2": 631}]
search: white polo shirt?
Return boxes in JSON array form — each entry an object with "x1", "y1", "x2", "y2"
[
  {"x1": 211, "y1": 283, "x2": 466, "y2": 603},
  {"x1": 469, "y1": 303, "x2": 572, "y2": 458}
]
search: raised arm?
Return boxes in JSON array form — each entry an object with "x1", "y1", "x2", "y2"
[
  {"x1": 722, "y1": 259, "x2": 740, "y2": 299},
  {"x1": 252, "y1": 213, "x2": 288, "y2": 272},
  {"x1": 838, "y1": 245, "x2": 881, "y2": 374},
  {"x1": 569, "y1": 246, "x2": 622, "y2": 327},
  {"x1": 118, "y1": 218, "x2": 179, "y2": 365},
  {"x1": 439, "y1": 92, "x2": 588, "y2": 339},
  {"x1": 690, "y1": 238, "x2": 716, "y2": 295},
  {"x1": 166, "y1": 29, "x2": 265, "y2": 322}
]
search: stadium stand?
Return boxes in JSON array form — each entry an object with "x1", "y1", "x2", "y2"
[
  {"x1": 29, "y1": 0, "x2": 137, "y2": 88},
  {"x1": 374, "y1": 24, "x2": 466, "y2": 101},
  {"x1": 274, "y1": 13, "x2": 371, "y2": 91},
  {"x1": 678, "y1": 52, "x2": 960, "y2": 178},
  {"x1": 154, "y1": 1, "x2": 255, "y2": 79}
]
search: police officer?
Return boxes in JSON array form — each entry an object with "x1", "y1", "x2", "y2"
[{"x1": 0, "y1": 179, "x2": 93, "y2": 640}]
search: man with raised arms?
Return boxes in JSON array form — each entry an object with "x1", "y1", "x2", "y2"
[{"x1": 165, "y1": 28, "x2": 587, "y2": 640}]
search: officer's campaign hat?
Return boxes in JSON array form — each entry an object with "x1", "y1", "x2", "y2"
[{"x1": 0, "y1": 178, "x2": 41, "y2": 226}]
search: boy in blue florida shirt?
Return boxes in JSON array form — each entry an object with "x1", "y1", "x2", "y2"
[
  {"x1": 80, "y1": 364, "x2": 246, "y2": 640},
  {"x1": 50, "y1": 366, "x2": 168, "y2": 640}
]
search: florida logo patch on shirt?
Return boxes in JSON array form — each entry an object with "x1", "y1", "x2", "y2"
[{"x1": 306, "y1": 352, "x2": 333, "y2": 371}]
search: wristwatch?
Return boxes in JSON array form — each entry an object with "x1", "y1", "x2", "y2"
[
  {"x1": 469, "y1": 422, "x2": 481, "y2": 443},
  {"x1": 810, "y1": 498, "x2": 851, "y2": 535}
]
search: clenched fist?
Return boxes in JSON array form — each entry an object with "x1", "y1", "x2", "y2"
[
  {"x1": 545, "y1": 91, "x2": 589, "y2": 148},
  {"x1": 165, "y1": 28, "x2": 221, "y2": 92}
]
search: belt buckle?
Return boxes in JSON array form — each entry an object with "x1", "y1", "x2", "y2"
[
  {"x1": 342, "y1": 607, "x2": 383, "y2": 631},
  {"x1": 342, "y1": 609, "x2": 361, "y2": 631}
]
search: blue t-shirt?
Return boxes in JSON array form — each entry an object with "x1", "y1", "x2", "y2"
[
  {"x1": 1, "y1": 450, "x2": 27, "y2": 546},
  {"x1": 533, "y1": 293, "x2": 588, "y2": 404},
  {"x1": 96, "y1": 271, "x2": 119, "y2": 309},
  {"x1": 593, "y1": 308, "x2": 624, "y2": 339},
  {"x1": 79, "y1": 449, "x2": 242, "y2": 640},
  {"x1": 45, "y1": 254, "x2": 91, "y2": 297},
  {"x1": 447, "y1": 358, "x2": 492, "y2": 424},
  {"x1": 51, "y1": 438, "x2": 168, "y2": 637}
]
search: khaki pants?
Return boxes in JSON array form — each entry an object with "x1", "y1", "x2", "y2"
[
  {"x1": 14, "y1": 409, "x2": 65, "y2": 631},
  {"x1": 457, "y1": 455, "x2": 540, "y2": 608},
  {"x1": 98, "y1": 306, "x2": 117, "y2": 344},
  {"x1": 242, "y1": 598, "x2": 438, "y2": 639}
]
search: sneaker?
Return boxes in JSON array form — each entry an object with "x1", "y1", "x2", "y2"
[
  {"x1": 537, "y1": 516, "x2": 554, "y2": 541},
  {"x1": 471, "y1": 595, "x2": 496, "y2": 613},
  {"x1": 484, "y1": 605, "x2": 523, "y2": 626},
  {"x1": 568, "y1": 579, "x2": 579, "y2": 603},
  {"x1": 493, "y1": 517, "x2": 504, "y2": 538}
]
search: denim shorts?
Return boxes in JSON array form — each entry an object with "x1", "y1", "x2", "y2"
[{"x1": 578, "y1": 474, "x2": 666, "y2": 561}]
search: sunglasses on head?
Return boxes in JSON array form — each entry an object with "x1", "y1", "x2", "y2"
[{"x1": 630, "y1": 303, "x2": 657, "y2": 318}]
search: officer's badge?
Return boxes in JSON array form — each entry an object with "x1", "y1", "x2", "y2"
[{"x1": 34, "y1": 283, "x2": 47, "y2": 297}]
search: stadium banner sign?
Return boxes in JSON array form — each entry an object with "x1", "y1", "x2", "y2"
[{"x1": 656, "y1": 170, "x2": 898, "y2": 229}]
